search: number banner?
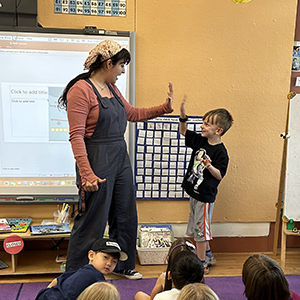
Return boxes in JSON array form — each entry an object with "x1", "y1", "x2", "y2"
[{"x1": 54, "y1": 0, "x2": 127, "y2": 17}]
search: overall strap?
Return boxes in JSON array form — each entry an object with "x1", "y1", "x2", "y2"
[
  {"x1": 107, "y1": 83, "x2": 125, "y2": 107},
  {"x1": 85, "y1": 78, "x2": 107, "y2": 108}
]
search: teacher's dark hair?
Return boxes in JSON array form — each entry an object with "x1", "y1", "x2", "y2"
[{"x1": 58, "y1": 48, "x2": 131, "y2": 110}]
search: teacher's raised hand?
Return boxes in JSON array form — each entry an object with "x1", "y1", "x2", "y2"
[{"x1": 166, "y1": 82, "x2": 174, "y2": 110}]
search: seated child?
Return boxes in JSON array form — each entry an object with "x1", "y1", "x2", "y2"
[
  {"x1": 35, "y1": 238, "x2": 127, "y2": 300},
  {"x1": 77, "y1": 282, "x2": 120, "y2": 300},
  {"x1": 134, "y1": 238, "x2": 200, "y2": 300},
  {"x1": 177, "y1": 283, "x2": 220, "y2": 300},
  {"x1": 153, "y1": 250, "x2": 204, "y2": 300},
  {"x1": 242, "y1": 254, "x2": 300, "y2": 300}
]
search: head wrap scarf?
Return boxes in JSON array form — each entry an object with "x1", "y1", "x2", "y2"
[{"x1": 84, "y1": 39, "x2": 123, "y2": 70}]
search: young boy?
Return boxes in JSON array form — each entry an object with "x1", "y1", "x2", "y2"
[
  {"x1": 179, "y1": 95, "x2": 233, "y2": 275},
  {"x1": 35, "y1": 238, "x2": 127, "y2": 300}
]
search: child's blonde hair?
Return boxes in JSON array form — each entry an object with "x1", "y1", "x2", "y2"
[
  {"x1": 76, "y1": 282, "x2": 120, "y2": 300},
  {"x1": 177, "y1": 283, "x2": 220, "y2": 300}
]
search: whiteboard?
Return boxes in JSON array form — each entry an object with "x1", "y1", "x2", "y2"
[
  {"x1": 284, "y1": 94, "x2": 300, "y2": 221},
  {"x1": 0, "y1": 28, "x2": 135, "y2": 197}
]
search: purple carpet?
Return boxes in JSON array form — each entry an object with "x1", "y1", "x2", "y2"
[{"x1": 0, "y1": 275, "x2": 299, "y2": 300}]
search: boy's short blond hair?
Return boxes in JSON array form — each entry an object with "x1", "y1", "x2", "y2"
[
  {"x1": 203, "y1": 108, "x2": 233, "y2": 136},
  {"x1": 76, "y1": 282, "x2": 120, "y2": 300},
  {"x1": 177, "y1": 283, "x2": 220, "y2": 300}
]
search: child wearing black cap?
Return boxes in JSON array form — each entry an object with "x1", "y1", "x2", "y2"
[{"x1": 35, "y1": 238, "x2": 127, "y2": 300}]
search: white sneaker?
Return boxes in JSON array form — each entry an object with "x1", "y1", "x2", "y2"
[
  {"x1": 203, "y1": 263, "x2": 210, "y2": 275},
  {"x1": 205, "y1": 255, "x2": 217, "y2": 266},
  {"x1": 112, "y1": 269, "x2": 143, "y2": 280}
]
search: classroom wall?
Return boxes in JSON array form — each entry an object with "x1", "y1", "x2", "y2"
[
  {"x1": 37, "y1": 0, "x2": 298, "y2": 224},
  {"x1": 37, "y1": 0, "x2": 135, "y2": 31}
]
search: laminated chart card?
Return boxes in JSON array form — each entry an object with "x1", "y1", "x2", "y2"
[{"x1": 135, "y1": 115, "x2": 203, "y2": 200}]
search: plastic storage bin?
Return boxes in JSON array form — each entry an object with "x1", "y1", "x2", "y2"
[
  {"x1": 137, "y1": 224, "x2": 173, "y2": 265},
  {"x1": 137, "y1": 246, "x2": 169, "y2": 265}
]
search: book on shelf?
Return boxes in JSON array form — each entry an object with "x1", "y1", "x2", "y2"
[
  {"x1": 7, "y1": 218, "x2": 32, "y2": 233},
  {"x1": 42, "y1": 220, "x2": 60, "y2": 225},
  {"x1": 56, "y1": 254, "x2": 67, "y2": 263},
  {"x1": 0, "y1": 260, "x2": 8, "y2": 269},
  {"x1": 30, "y1": 224, "x2": 71, "y2": 235},
  {"x1": 0, "y1": 218, "x2": 11, "y2": 233}
]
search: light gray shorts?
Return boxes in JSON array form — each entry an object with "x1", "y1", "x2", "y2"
[{"x1": 186, "y1": 197, "x2": 214, "y2": 242}]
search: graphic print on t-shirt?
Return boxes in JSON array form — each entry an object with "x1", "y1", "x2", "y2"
[{"x1": 187, "y1": 148, "x2": 207, "y2": 192}]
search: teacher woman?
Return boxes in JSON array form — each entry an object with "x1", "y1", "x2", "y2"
[{"x1": 58, "y1": 40, "x2": 174, "y2": 279}]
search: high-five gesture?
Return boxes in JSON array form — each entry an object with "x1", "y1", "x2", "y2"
[
  {"x1": 179, "y1": 95, "x2": 188, "y2": 136},
  {"x1": 180, "y1": 94, "x2": 187, "y2": 118},
  {"x1": 166, "y1": 82, "x2": 174, "y2": 110}
]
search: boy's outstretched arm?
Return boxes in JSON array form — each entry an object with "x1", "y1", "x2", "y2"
[{"x1": 179, "y1": 95, "x2": 187, "y2": 136}]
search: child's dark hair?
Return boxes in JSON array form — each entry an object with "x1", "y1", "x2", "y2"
[
  {"x1": 94, "y1": 251, "x2": 120, "y2": 260},
  {"x1": 169, "y1": 250, "x2": 204, "y2": 290},
  {"x1": 203, "y1": 108, "x2": 233, "y2": 136},
  {"x1": 242, "y1": 254, "x2": 291, "y2": 300},
  {"x1": 58, "y1": 48, "x2": 130, "y2": 110},
  {"x1": 164, "y1": 239, "x2": 198, "y2": 291}
]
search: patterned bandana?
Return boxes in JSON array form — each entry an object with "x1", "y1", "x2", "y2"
[{"x1": 84, "y1": 40, "x2": 122, "y2": 70}]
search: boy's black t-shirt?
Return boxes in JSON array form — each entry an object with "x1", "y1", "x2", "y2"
[{"x1": 182, "y1": 130, "x2": 229, "y2": 203}]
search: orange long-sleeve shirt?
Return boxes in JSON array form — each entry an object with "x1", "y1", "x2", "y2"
[{"x1": 67, "y1": 79, "x2": 173, "y2": 184}]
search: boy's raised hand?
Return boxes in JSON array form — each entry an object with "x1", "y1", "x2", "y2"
[
  {"x1": 179, "y1": 95, "x2": 188, "y2": 136},
  {"x1": 180, "y1": 95, "x2": 187, "y2": 117}
]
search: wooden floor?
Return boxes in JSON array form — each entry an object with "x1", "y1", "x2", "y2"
[{"x1": 0, "y1": 249, "x2": 299, "y2": 284}]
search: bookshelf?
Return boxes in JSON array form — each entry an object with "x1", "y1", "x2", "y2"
[{"x1": 0, "y1": 204, "x2": 75, "y2": 275}]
